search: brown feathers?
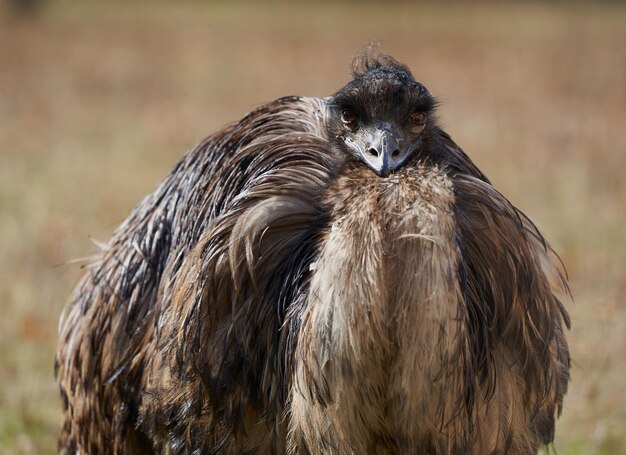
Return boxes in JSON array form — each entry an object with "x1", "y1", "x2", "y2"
[{"x1": 56, "y1": 55, "x2": 570, "y2": 454}]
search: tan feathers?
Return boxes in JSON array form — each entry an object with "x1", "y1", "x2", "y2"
[{"x1": 56, "y1": 73, "x2": 569, "y2": 454}]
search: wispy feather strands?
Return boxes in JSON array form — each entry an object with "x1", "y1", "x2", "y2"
[{"x1": 57, "y1": 53, "x2": 570, "y2": 455}]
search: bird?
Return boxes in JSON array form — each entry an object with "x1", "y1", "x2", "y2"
[{"x1": 56, "y1": 51, "x2": 571, "y2": 455}]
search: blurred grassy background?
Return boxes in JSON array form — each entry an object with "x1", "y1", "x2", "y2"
[{"x1": 0, "y1": 0, "x2": 625, "y2": 453}]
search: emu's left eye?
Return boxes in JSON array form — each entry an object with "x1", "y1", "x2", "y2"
[
  {"x1": 341, "y1": 109, "x2": 358, "y2": 131},
  {"x1": 409, "y1": 112, "x2": 427, "y2": 134}
]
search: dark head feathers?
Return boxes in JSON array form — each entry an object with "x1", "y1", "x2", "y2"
[
  {"x1": 334, "y1": 49, "x2": 436, "y2": 120},
  {"x1": 351, "y1": 48, "x2": 413, "y2": 78},
  {"x1": 350, "y1": 48, "x2": 430, "y2": 96}
]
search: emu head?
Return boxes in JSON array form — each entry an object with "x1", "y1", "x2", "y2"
[{"x1": 327, "y1": 56, "x2": 438, "y2": 176}]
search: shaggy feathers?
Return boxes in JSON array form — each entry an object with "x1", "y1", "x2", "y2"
[{"x1": 57, "y1": 54, "x2": 570, "y2": 454}]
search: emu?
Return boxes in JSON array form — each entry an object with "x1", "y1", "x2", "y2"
[{"x1": 56, "y1": 52, "x2": 570, "y2": 454}]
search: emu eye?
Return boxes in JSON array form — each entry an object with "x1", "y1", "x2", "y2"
[
  {"x1": 341, "y1": 109, "x2": 358, "y2": 131},
  {"x1": 409, "y1": 112, "x2": 427, "y2": 134}
]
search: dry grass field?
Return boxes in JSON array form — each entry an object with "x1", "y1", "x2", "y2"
[{"x1": 0, "y1": 1, "x2": 624, "y2": 453}]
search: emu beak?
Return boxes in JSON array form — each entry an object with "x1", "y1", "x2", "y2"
[{"x1": 358, "y1": 124, "x2": 408, "y2": 177}]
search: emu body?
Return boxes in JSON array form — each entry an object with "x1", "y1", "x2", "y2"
[{"x1": 57, "y1": 55, "x2": 570, "y2": 454}]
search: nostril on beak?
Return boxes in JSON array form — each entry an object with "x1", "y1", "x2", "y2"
[
  {"x1": 368, "y1": 148, "x2": 380, "y2": 157},
  {"x1": 391, "y1": 149, "x2": 401, "y2": 159}
]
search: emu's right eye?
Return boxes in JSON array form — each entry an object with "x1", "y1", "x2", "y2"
[{"x1": 341, "y1": 109, "x2": 358, "y2": 131}]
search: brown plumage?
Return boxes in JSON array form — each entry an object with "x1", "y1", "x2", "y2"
[{"x1": 56, "y1": 52, "x2": 570, "y2": 454}]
